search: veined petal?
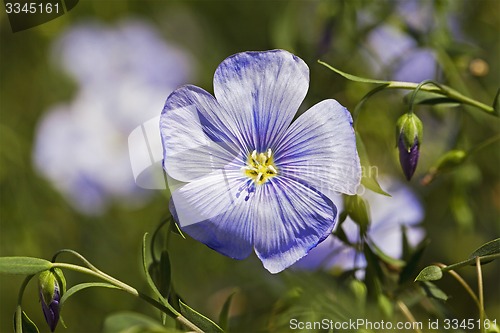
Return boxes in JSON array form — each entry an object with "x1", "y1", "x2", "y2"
[
  {"x1": 160, "y1": 85, "x2": 245, "y2": 182},
  {"x1": 213, "y1": 50, "x2": 309, "y2": 152},
  {"x1": 252, "y1": 177, "x2": 337, "y2": 274},
  {"x1": 274, "y1": 99, "x2": 361, "y2": 197},
  {"x1": 169, "y1": 168, "x2": 254, "y2": 259}
]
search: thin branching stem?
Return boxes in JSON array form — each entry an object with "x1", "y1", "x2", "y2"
[
  {"x1": 15, "y1": 275, "x2": 35, "y2": 333},
  {"x1": 318, "y1": 60, "x2": 495, "y2": 115},
  {"x1": 397, "y1": 300, "x2": 423, "y2": 333},
  {"x1": 476, "y1": 257, "x2": 485, "y2": 333},
  {"x1": 51, "y1": 263, "x2": 204, "y2": 333},
  {"x1": 435, "y1": 263, "x2": 480, "y2": 308},
  {"x1": 441, "y1": 253, "x2": 500, "y2": 272}
]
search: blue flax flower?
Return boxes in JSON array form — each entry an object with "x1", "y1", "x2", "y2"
[{"x1": 160, "y1": 50, "x2": 361, "y2": 273}]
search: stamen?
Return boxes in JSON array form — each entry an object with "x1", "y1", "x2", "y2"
[
  {"x1": 242, "y1": 148, "x2": 278, "y2": 186},
  {"x1": 267, "y1": 165, "x2": 277, "y2": 174},
  {"x1": 256, "y1": 172, "x2": 263, "y2": 183},
  {"x1": 241, "y1": 165, "x2": 257, "y2": 171}
]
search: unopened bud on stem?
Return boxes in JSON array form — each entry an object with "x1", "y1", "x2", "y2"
[
  {"x1": 38, "y1": 268, "x2": 65, "y2": 332},
  {"x1": 396, "y1": 113, "x2": 423, "y2": 181}
]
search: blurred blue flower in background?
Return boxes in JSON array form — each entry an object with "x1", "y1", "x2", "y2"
[
  {"x1": 357, "y1": 11, "x2": 438, "y2": 84},
  {"x1": 161, "y1": 50, "x2": 361, "y2": 273},
  {"x1": 294, "y1": 177, "x2": 425, "y2": 276},
  {"x1": 363, "y1": 24, "x2": 438, "y2": 83},
  {"x1": 33, "y1": 19, "x2": 192, "y2": 214}
]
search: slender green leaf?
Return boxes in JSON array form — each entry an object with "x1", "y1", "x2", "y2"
[
  {"x1": 158, "y1": 251, "x2": 171, "y2": 297},
  {"x1": 103, "y1": 312, "x2": 180, "y2": 333},
  {"x1": 401, "y1": 225, "x2": 411, "y2": 260},
  {"x1": 420, "y1": 281, "x2": 448, "y2": 302},
  {"x1": 442, "y1": 254, "x2": 500, "y2": 272},
  {"x1": 361, "y1": 176, "x2": 391, "y2": 197},
  {"x1": 468, "y1": 238, "x2": 500, "y2": 265},
  {"x1": 14, "y1": 309, "x2": 39, "y2": 333},
  {"x1": 333, "y1": 218, "x2": 351, "y2": 245},
  {"x1": 318, "y1": 60, "x2": 390, "y2": 84},
  {"x1": 218, "y1": 292, "x2": 236, "y2": 331},
  {"x1": 142, "y1": 234, "x2": 172, "y2": 314},
  {"x1": 356, "y1": 132, "x2": 390, "y2": 196},
  {"x1": 493, "y1": 88, "x2": 500, "y2": 117},
  {"x1": 363, "y1": 244, "x2": 384, "y2": 300},
  {"x1": 399, "y1": 238, "x2": 430, "y2": 285},
  {"x1": 415, "y1": 265, "x2": 443, "y2": 282},
  {"x1": 179, "y1": 300, "x2": 224, "y2": 333},
  {"x1": 60, "y1": 282, "x2": 120, "y2": 309},
  {"x1": 367, "y1": 241, "x2": 406, "y2": 268},
  {"x1": 0, "y1": 257, "x2": 53, "y2": 275}
]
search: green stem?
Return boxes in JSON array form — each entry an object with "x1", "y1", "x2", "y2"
[
  {"x1": 15, "y1": 275, "x2": 34, "y2": 333},
  {"x1": 441, "y1": 253, "x2": 500, "y2": 272},
  {"x1": 52, "y1": 263, "x2": 139, "y2": 297},
  {"x1": 353, "y1": 84, "x2": 389, "y2": 130},
  {"x1": 397, "y1": 300, "x2": 422, "y2": 333},
  {"x1": 318, "y1": 61, "x2": 495, "y2": 115},
  {"x1": 151, "y1": 218, "x2": 169, "y2": 262},
  {"x1": 385, "y1": 81, "x2": 494, "y2": 114},
  {"x1": 407, "y1": 80, "x2": 440, "y2": 114},
  {"x1": 435, "y1": 263, "x2": 480, "y2": 308},
  {"x1": 51, "y1": 263, "x2": 203, "y2": 333},
  {"x1": 476, "y1": 257, "x2": 485, "y2": 333},
  {"x1": 52, "y1": 249, "x2": 100, "y2": 272},
  {"x1": 15, "y1": 305, "x2": 22, "y2": 333}
]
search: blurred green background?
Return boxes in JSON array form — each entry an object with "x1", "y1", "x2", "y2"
[{"x1": 1, "y1": 0, "x2": 499, "y2": 332}]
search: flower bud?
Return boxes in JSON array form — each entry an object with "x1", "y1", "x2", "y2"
[
  {"x1": 396, "y1": 113, "x2": 423, "y2": 180},
  {"x1": 345, "y1": 194, "x2": 370, "y2": 236},
  {"x1": 434, "y1": 149, "x2": 467, "y2": 173},
  {"x1": 421, "y1": 149, "x2": 467, "y2": 185},
  {"x1": 38, "y1": 269, "x2": 65, "y2": 332}
]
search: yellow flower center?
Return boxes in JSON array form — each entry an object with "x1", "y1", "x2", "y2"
[{"x1": 242, "y1": 149, "x2": 278, "y2": 185}]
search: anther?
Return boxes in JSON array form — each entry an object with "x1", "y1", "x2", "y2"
[{"x1": 251, "y1": 150, "x2": 257, "y2": 161}]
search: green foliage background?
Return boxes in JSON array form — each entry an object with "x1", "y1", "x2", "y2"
[{"x1": 1, "y1": 0, "x2": 499, "y2": 332}]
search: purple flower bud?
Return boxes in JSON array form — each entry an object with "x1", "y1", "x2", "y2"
[
  {"x1": 398, "y1": 136, "x2": 420, "y2": 181},
  {"x1": 39, "y1": 285, "x2": 60, "y2": 332},
  {"x1": 396, "y1": 113, "x2": 423, "y2": 181},
  {"x1": 38, "y1": 269, "x2": 65, "y2": 332}
]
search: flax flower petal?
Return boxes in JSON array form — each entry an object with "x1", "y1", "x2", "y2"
[
  {"x1": 161, "y1": 85, "x2": 244, "y2": 183},
  {"x1": 274, "y1": 99, "x2": 361, "y2": 197},
  {"x1": 170, "y1": 169, "x2": 254, "y2": 260},
  {"x1": 213, "y1": 50, "x2": 309, "y2": 152},
  {"x1": 252, "y1": 177, "x2": 337, "y2": 273}
]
